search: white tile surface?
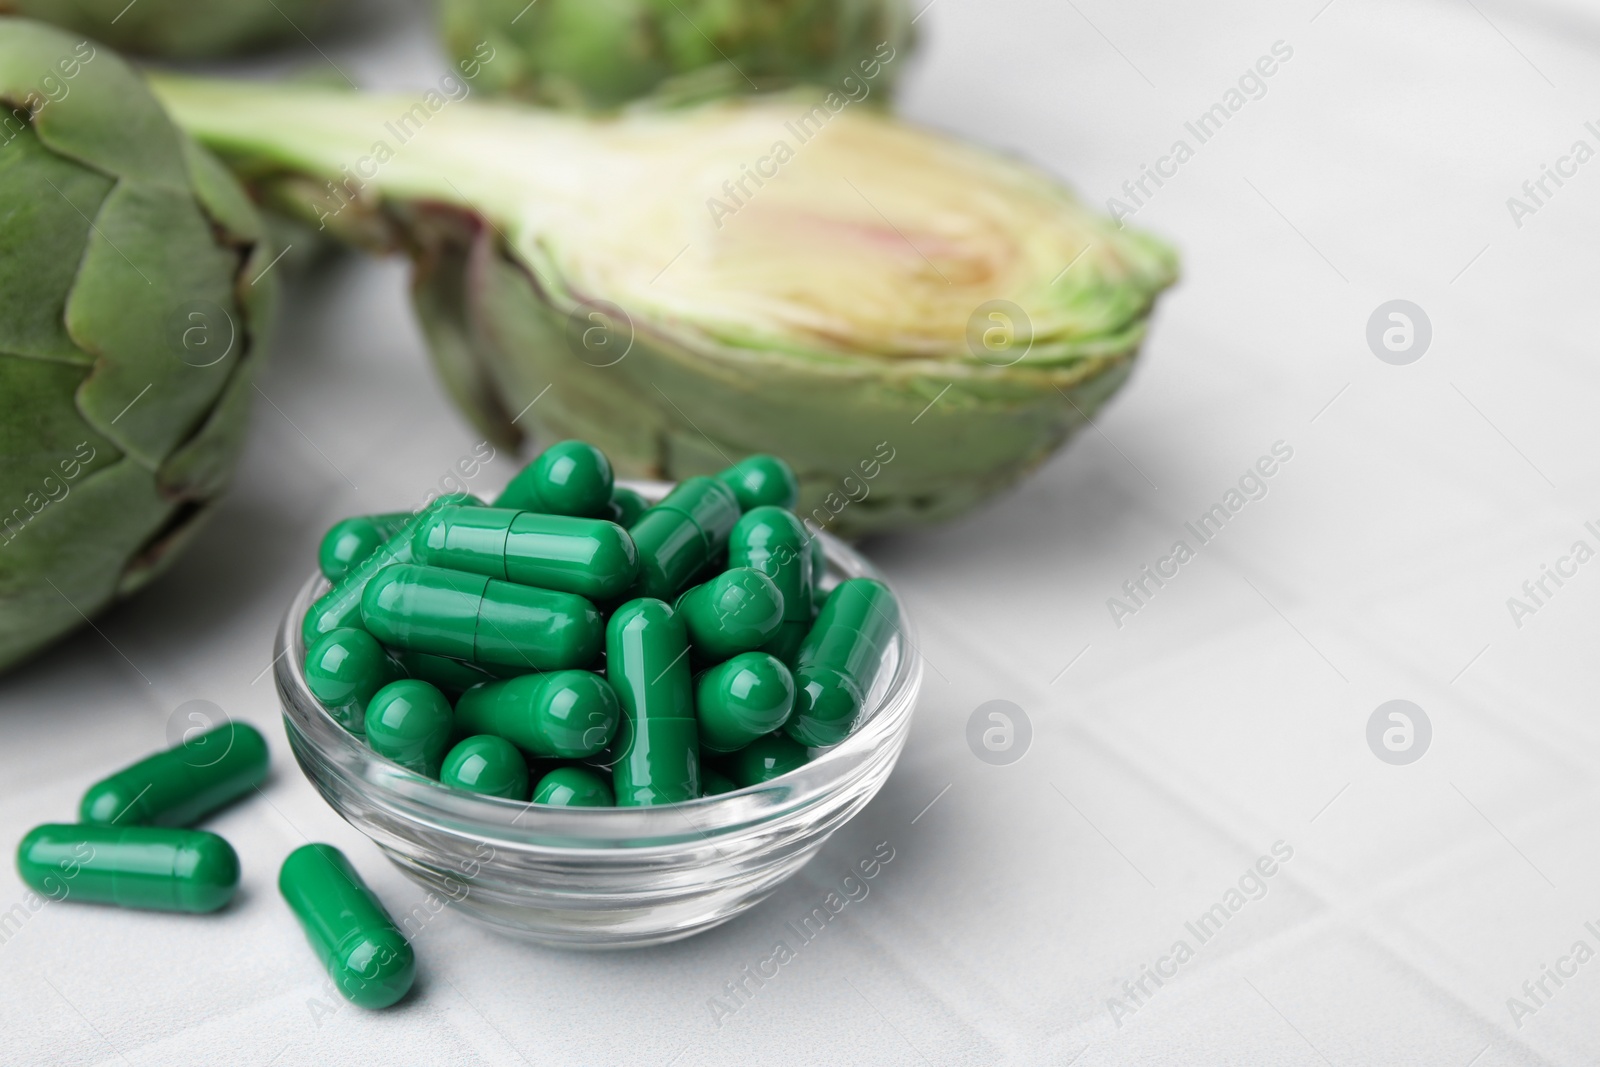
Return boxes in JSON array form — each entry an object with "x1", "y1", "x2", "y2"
[{"x1": 4, "y1": 0, "x2": 1599, "y2": 1062}]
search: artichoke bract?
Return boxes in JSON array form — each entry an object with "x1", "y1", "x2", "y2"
[
  {"x1": 152, "y1": 77, "x2": 1175, "y2": 535},
  {"x1": 0, "y1": 20, "x2": 275, "y2": 671},
  {"x1": 442, "y1": 0, "x2": 914, "y2": 111},
  {"x1": 0, "y1": 0, "x2": 338, "y2": 58}
]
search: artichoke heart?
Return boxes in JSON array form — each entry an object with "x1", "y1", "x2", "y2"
[
  {"x1": 0, "y1": 20, "x2": 275, "y2": 672},
  {"x1": 152, "y1": 77, "x2": 1177, "y2": 534}
]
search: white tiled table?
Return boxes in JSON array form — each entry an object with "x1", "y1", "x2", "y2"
[{"x1": 4, "y1": 0, "x2": 1599, "y2": 1062}]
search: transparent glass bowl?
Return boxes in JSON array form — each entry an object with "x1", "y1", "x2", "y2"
[{"x1": 273, "y1": 483, "x2": 921, "y2": 948}]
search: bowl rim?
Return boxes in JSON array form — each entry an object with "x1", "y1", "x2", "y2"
[{"x1": 275, "y1": 480, "x2": 923, "y2": 853}]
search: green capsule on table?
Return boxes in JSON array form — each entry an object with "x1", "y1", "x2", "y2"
[
  {"x1": 675, "y1": 568, "x2": 785, "y2": 660},
  {"x1": 413, "y1": 505, "x2": 638, "y2": 601},
  {"x1": 628, "y1": 477, "x2": 741, "y2": 600},
  {"x1": 787, "y1": 578, "x2": 898, "y2": 747},
  {"x1": 305, "y1": 628, "x2": 401, "y2": 733},
  {"x1": 17, "y1": 824, "x2": 239, "y2": 913},
  {"x1": 318, "y1": 512, "x2": 412, "y2": 583},
  {"x1": 362, "y1": 563, "x2": 602, "y2": 671},
  {"x1": 696, "y1": 652, "x2": 796, "y2": 754},
  {"x1": 494, "y1": 440, "x2": 614, "y2": 517},
  {"x1": 454, "y1": 671, "x2": 619, "y2": 758},
  {"x1": 279, "y1": 843, "x2": 414, "y2": 1010},
  {"x1": 723, "y1": 733, "x2": 809, "y2": 787},
  {"x1": 441, "y1": 735, "x2": 530, "y2": 800},
  {"x1": 701, "y1": 767, "x2": 739, "y2": 797},
  {"x1": 363, "y1": 680, "x2": 454, "y2": 778},
  {"x1": 608, "y1": 486, "x2": 648, "y2": 527},
  {"x1": 388, "y1": 650, "x2": 495, "y2": 697},
  {"x1": 532, "y1": 766, "x2": 615, "y2": 807},
  {"x1": 302, "y1": 494, "x2": 478, "y2": 649},
  {"x1": 715, "y1": 454, "x2": 799, "y2": 511},
  {"x1": 729, "y1": 507, "x2": 815, "y2": 665},
  {"x1": 608, "y1": 599, "x2": 699, "y2": 806},
  {"x1": 80, "y1": 722, "x2": 268, "y2": 828}
]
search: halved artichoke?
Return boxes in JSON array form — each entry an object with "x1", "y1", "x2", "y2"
[
  {"x1": 152, "y1": 76, "x2": 1175, "y2": 535},
  {"x1": 0, "y1": 0, "x2": 337, "y2": 58},
  {"x1": 442, "y1": 0, "x2": 915, "y2": 111},
  {"x1": 0, "y1": 20, "x2": 275, "y2": 671}
]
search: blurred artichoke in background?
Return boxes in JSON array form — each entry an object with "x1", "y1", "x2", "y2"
[
  {"x1": 0, "y1": 20, "x2": 275, "y2": 671},
  {"x1": 441, "y1": 0, "x2": 915, "y2": 110},
  {"x1": 154, "y1": 76, "x2": 1175, "y2": 536},
  {"x1": 0, "y1": 0, "x2": 337, "y2": 58}
]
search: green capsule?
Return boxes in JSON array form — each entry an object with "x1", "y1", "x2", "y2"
[
  {"x1": 494, "y1": 440, "x2": 613, "y2": 517},
  {"x1": 723, "y1": 733, "x2": 809, "y2": 787},
  {"x1": 729, "y1": 507, "x2": 815, "y2": 665},
  {"x1": 808, "y1": 533, "x2": 828, "y2": 598},
  {"x1": 608, "y1": 599, "x2": 699, "y2": 806},
  {"x1": 441, "y1": 735, "x2": 530, "y2": 799},
  {"x1": 363, "y1": 680, "x2": 454, "y2": 778},
  {"x1": 279, "y1": 844, "x2": 414, "y2": 1010},
  {"x1": 389, "y1": 650, "x2": 496, "y2": 697},
  {"x1": 608, "y1": 486, "x2": 648, "y2": 527},
  {"x1": 18, "y1": 824, "x2": 238, "y2": 913},
  {"x1": 302, "y1": 494, "x2": 478, "y2": 648},
  {"x1": 695, "y1": 652, "x2": 796, "y2": 754},
  {"x1": 787, "y1": 578, "x2": 898, "y2": 747},
  {"x1": 675, "y1": 568, "x2": 785, "y2": 660},
  {"x1": 362, "y1": 563, "x2": 602, "y2": 671},
  {"x1": 701, "y1": 767, "x2": 739, "y2": 797},
  {"x1": 532, "y1": 765, "x2": 614, "y2": 806},
  {"x1": 628, "y1": 477, "x2": 741, "y2": 600},
  {"x1": 80, "y1": 722, "x2": 268, "y2": 828},
  {"x1": 715, "y1": 454, "x2": 799, "y2": 511},
  {"x1": 413, "y1": 505, "x2": 638, "y2": 601},
  {"x1": 318, "y1": 512, "x2": 412, "y2": 582},
  {"x1": 305, "y1": 628, "x2": 401, "y2": 733},
  {"x1": 454, "y1": 671, "x2": 619, "y2": 758}
]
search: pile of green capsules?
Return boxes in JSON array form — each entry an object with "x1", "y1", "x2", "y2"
[
  {"x1": 302, "y1": 443, "x2": 900, "y2": 805},
  {"x1": 15, "y1": 724, "x2": 416, "y2": 1008}
]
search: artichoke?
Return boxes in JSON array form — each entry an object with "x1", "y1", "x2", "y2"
[
  {"x1": 152, "y1": 76, "x2": 1175, "y2": 535},
  {"x1": 442, "y1": 0, "x2": 915, "y2": 111},
  {"x1": 0, "y1": 0, "x2": 337, "y2": 58},
  {"x1": 0, "y1": 20, "x2": 275, "y2": 671}
]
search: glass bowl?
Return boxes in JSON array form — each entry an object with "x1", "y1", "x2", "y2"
[{"x1": 273, "y1": 482, "x2": 921, "y2": 949}]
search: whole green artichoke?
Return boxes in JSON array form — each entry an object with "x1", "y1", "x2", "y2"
[
  {"x1": 441, "y1": 0, "x2": 915, "y2": 110},
  {"x1": 0, "y1": 19, "x2": 275, "y2": 672},
  {"x1": 0, "y1": 0, "x2": 337, "y2": 58},
  {"x1": 154, "y1": 76, "x2": 1175, "y2": 536}
]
